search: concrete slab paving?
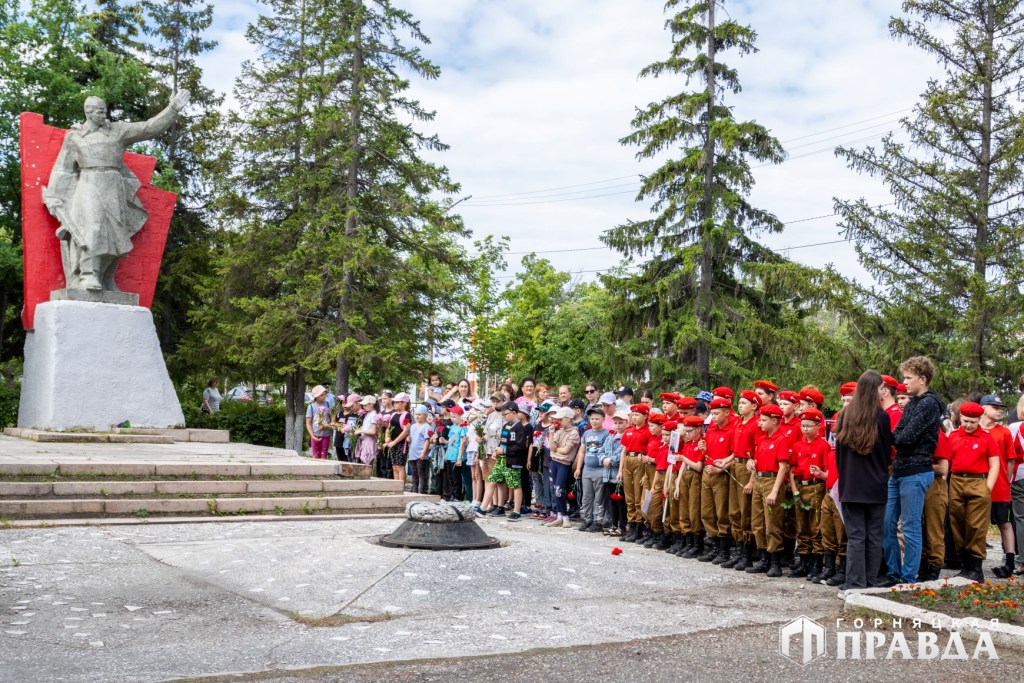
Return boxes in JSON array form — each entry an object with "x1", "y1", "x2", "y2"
[{"x1": 0, "y1": 516, "x2": 847, "y2": 682}]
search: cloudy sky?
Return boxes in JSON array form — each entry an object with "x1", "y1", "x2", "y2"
[{"x1": 197, "y1": 0, "x2": 945, "y2": 288}]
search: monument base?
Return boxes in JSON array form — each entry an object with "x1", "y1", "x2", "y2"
[
  {"x1": 18, "y1": 300, "x2": 185, "y2": 431},
  {"x1": 50, "y1": 288, "x2": 140, "y2": 306}
]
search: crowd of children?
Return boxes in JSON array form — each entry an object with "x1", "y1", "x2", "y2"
[{"x1": 306, "y1": 359, "x2": 1024, "y2": 589}]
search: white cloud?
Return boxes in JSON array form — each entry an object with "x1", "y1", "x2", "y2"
[{"x1": 199, "y1": 0, "x2": 948, "y2": 288}]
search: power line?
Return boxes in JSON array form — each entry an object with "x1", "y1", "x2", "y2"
[{"x1": 466, "y1": 106, "x2": 914, "y2": 203}]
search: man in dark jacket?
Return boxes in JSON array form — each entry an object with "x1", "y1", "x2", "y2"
[{"x1": 885, "y1": 356, "x2": 944, "y2": 584}]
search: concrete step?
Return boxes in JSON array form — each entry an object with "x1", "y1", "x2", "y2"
[
  {"x1": 3, "y1": 428, "x2": 173, "y2": 444},
  {"x1": 0, "y1": 479, "x2": 406, "y2": 497},
  {"x1": 0, "y1": 460, "x2": 372, "y2": 479},
  {"x1": 0, "y1": 492, "x2": 435, "y2": 518},
  {"x1": 111, "y1": 428, "x2": 230, "y2": 443}
]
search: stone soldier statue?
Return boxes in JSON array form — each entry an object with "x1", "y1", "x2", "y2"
[{"x1": 42, "y1": 90, "x2": 190, "y2": 293}]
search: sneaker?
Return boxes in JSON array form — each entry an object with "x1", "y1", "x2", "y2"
[
  {"x1": 545, "y1": 517, "x2": 563, "y2": 527},
  {"x1": 504, "y1": 502, "x2": 514, "y2": 511},
  {"x1": 542, "y1": 513, "x2": 558, "y2": 523},
  {"x1": 561, "y1": 518, "x2": 573, "y2": 528},
  {"x1": 577, "y1": 522, "x2": 592, "y2": 532},
  {"x1": 508, "y1": 512, "x2": 522, "y2": 522},
  {"x1": 487, "y1": 507, "x2": 505, "y2": 517}
]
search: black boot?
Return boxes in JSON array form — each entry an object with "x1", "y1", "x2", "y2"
[
  {"x1": 656, "y1": 533, "x2": 674, "y2": 551},
  {"x1": 767, "y1": 552, "x2": 783, "y2": 578},
  {"x1": 826, "y1": 556, "x2": 847, "y2": 586},
  {"x1": 721, "y1": 541, "x2": 743, "y2": 569},
  {"x1": 746, "y1": 549, "x2": 770, "y2": 574},
  {"x1": 815, "y1": 553, "x2": 835, "y2": 583},
  {"x1": 957, "y1": 556, "x2": 984, "y2": 583},
  {"x1": 698, "y1": 538, "x2": 719, "y2": 562},
  {"x1": 788, "y1": 554, "x2": 811, "y2": 578},
  {"x1": 787, "y1": 548, "x2": 802, "y2": 572},
  {"x1": 621, "y1": 523, "x2": 637, "y2": 543},
  {"x1": 926, "y1": 564, "x2": 942, "y2": 581},
  {"x1": 634, "y1": 525, "x2": 649, "y2": 544},
  {"x1": 667, "y1": 533, "x2": 683, "y2": 554},
  {"x1": 675, "y1": 533, "x2": 692, "y2": 556},
  {"x1": 780, "y1": 540, "x2": 795, "y2": 568},
  {"x1": 992, "y1": 553, "x2": 1015, "y2": 579},
  {"x1": 734, "y1": 541, "x2": 754, "y2": 571},
  {"x1": 643, "y1": 531, "x2": 660, "y2": 548},
  {"x1": 686, "y1": 534, "x2": 705, "y2": 558},
  {"x1": 803, "y1": 554, "x2": 822, "y2": 582},
  {"x1": 712, "y1": 537, "x2": 732, "y2": 565}
]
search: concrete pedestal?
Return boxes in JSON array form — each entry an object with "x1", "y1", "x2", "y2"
[{"x1": 18, "y1": 300, "x2": 185, "y2": 431}]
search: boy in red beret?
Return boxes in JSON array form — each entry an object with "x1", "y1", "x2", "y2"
[
  {"x1": 948, "y1": 402, "x2": 1001, "y2": 582},
  {"x1": 717, "y1": 390, "x2": 762, "y2": 567},
  {"x1": 696, "y1": 398, "x2": 735, "y2": 561},
  {"x1": 642, "y1": 414, "x2": 670, "y2": 548},
  {"x1": 788, "y1": 409, "x2": 831, "y2": 578},
  {"x1": 747, "y1": 403, "x2": 790, "y2": 576},
  {"x1": 621, "y1": 404, "x2": 652, "y2": 543},
  {"x1": 671, "y1": 415, "x2": 705, "y2": 556}
]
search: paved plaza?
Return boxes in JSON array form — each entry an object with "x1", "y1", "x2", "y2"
[{"x1": 1, "y1": 516, "x2": 1019, "y2": 682}]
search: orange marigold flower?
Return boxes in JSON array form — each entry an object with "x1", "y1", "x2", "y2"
[{"x1": 974, "y1": 599, "x2": 981, "y2": 605}]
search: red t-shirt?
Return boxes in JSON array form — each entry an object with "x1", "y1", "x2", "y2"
[
  {"x1": 791, "y1": 436, "x2": 831, "y2": 481},
  {"x1": 679, "y1": 440, "x2": 701, "y2": 470},
  {"x1": 731, "y1": 416, "x2": 762, "y2": 459},
  {"x1": 779, "y1": 416, "x2": 801, "y2": 447},
  {"x1": 984, "y1": 424, "x2": 1017, "y2": 503},
  {"x1": 753, "y1": 429, "x2": 790, "y2": 473},
  {"x1": 933, "y1": 429, "x2": 950, "y2": 461},
  {"x1": 948, "y1": 427, "x2": 999, "y2": 475},
  {"x1": 886, "y1": 403, "x2": 903, "y2": 432},
  {"x1": 703, "y1": 419, "x2": 734, "y2": 466},
  {"x1": 622, "y1": 424, "x2": 651, "y2": 455},
  {"x1": 824, "y1": 448, "x2": 839, "y2": 490},
  {"x1": 648, "y1": 436, "x2": 670, "y2": 472}
]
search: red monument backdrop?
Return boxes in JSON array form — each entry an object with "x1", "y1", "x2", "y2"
[{"x1": 18, "y1": 112, "x2": 177, "y2": 330}]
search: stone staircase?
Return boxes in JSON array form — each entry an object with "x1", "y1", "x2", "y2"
[{"x1": 0, "y1": 432, "x2": 436, "y2": 522}]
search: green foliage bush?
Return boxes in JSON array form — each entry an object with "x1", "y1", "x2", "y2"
[
  {"x1": 0, "y1": 385, "x2": 18, "y2": 429},
  {"x1": 183, "y1": 397, "x2": 286, "y2": 449}
]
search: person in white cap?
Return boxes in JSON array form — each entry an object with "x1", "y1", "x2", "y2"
[
  {"x1": 599, "y1": 392, "x2": 619, "y2": 431},
  {"x1": 381, "y1": 392, "x2": 413, "y2": 484},
  {"x1": 305, "y1": 385, "x2": 333, "y2": 459},
  {"x1": 354, "y1": 395, "x2": 380, "y2": 465}
]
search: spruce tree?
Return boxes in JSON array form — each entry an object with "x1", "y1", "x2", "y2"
[
  {"x1": 835, "y1": 0, "x2": 1024, "y2": 395},
  {"x1": 602, "y1": 0, "x2": 788, "y2": 388},
  {"x1": 200, "y1": 0, "x2": 469, "y2": 451}
]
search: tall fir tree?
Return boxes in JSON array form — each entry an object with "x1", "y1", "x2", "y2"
[
  {"x1": 198, "y1": 0, "x2": 470, "y2": 451},
  {"x1": 835, "y1": 0, "x2": 1024, "y2": 396},
  {"x1": 602, "y1": 0, "x2": 791, "y2": 388},
  {"x1": 139, "y1": 0, "x2": 223, "y2": 377}
]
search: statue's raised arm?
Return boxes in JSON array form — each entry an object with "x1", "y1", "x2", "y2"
[{"x1": 41, "y1": 90, "x2": 191, "y2": 293}]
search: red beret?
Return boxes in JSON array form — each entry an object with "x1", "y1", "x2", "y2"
[
  {"x1": 712, "y1": 386, "x2": 735, "y2": 400},
  {"x1": 683, "y1": 416, "x2": 706, "y2": 427},
  {"x1": 740, "y1": 390, "x2": 762, "y2": 407},
  {"x1": 649, "y1": 412, "x2": 667, "y2": 425},
  {"x1": 800, "y1": 389, "x2": 825, "y2": 406},
  {"x1": 659, "y1": 392, "x2": 681, "y2": 403},
  {"x1": 759, "y1": 404, "x2": 784, "y2": 418},
  {"x1": 881, "y1": 375, "x2": 899, "y2": 389},
  {"x1": 676, "y1": 396, "x2": 698, "y2": 409},
  {"x1": 839, "y1": 382, "x2": 857, "y2": 396},
  {"x1": 708, "y1": 398, "x2": 732, "y2": 410},
  {"x1": 662, "y1": 420, "x2": 678, "y2": 431},
  {"x1": 960, "y1": 402, "x2": 984, "y2": 418},
  {"x1": 630, "y1": 403, "x2": 650, "y2": 415},
  {"x1": 777, "y1": 390, "x2": 799, "y2": 404},
  {"x1": 799, "y1": 409, "x2": 824, "y2": 424},
  {"x1": 896, "y1": 383, "x2": 908, "y2": 396},
  {"x1": 754, "y1": 380, "x2": 778, "y2": 393}
]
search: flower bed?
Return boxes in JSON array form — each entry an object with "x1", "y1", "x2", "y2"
[{"x1": 885, "y1": 576, "x2": 1024, "y2": 625}]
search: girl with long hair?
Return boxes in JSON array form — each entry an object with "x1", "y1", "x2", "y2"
[{"x1": 834, "y1": 371, "x2": 894, "y2": 589}]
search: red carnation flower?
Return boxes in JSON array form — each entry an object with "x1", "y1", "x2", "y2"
[
  {"x1": 611, "y1": 547, "x2": 623, "y2": 556},
  {"x1": 610, "y1": 493, "x2": 623, "y2": 501},
  {"x1": 567, "y1": 492, "x2": 575, "y2": 500},
  {"x1": 534, "y1": 430, "x2": 542, "y2": 438}
]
